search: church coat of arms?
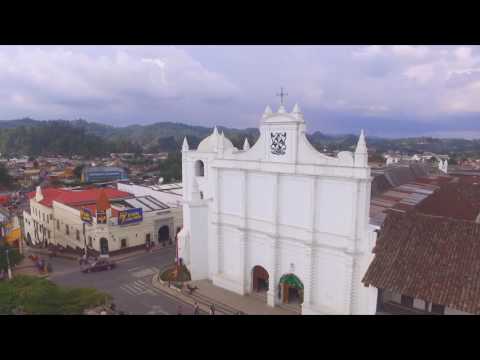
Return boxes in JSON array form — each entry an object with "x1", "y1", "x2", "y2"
[{"x1": 270, "y1": 132, "x2": 287, "y2": 155}]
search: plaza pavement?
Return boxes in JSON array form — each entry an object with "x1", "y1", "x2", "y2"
[{"x1": 151, "y1": 273, "x2": 296, "y2": 315}]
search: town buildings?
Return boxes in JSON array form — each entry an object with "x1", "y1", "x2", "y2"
[
  {"x1": 81, "y1": 166, "x2": 128, "y2": 183},
  {"x1": 22, "y1": 186, "x2": 181, "y2": 256},
  {"x1": 178, "y1": 103, "x2": 378, "y2": 315}
]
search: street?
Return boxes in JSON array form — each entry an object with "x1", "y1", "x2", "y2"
[{"x1": 45, "y1": 247, "x2": 202, "y2": 315}]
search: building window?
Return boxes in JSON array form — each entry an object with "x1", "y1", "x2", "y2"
[
  {"x1": 65, "y1": 225, "x2": 69, "y2": 235},
  {"x1": 195, "y1": 160, "x2": 205, "y2": 177},
  {"x1": 401, "y1": 295, "x2": 414, "y2": 308},
  {"x1": 88, "y1": 237, "x2": 93, "y2": 247},
  {"x1": 48, "y1": 230, "x2": 51, "y2": 239},
  {"x1": 43, "y1": 213, "x2": 45, "y2": 222},
  {"x1": 57, "y1": 220, "x2": 60, "y2": 230},
  {"x1": 50, "y1": 214, "x2": 53, "y2": 220},
  {"x1": 76, "y1": 229, "x2": 80, "y2": 241},
  {"x1": 121, "y1": 239, "x2": 127, "y2": 248},
  {"x1": 431, "y1": 303, "x2": 445, "y2": 315},
  {"x1": 146, "y1": 233, "x2": 151, "y2": 242}
]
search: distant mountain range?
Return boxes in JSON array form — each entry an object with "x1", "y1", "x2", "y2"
[{"x1": 1, "y1": 118, "x2": 480, "y2": 159}]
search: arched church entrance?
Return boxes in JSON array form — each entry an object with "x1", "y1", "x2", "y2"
[
  {"x1": 100, "y1": 237, "x2": 109, "y2": 255},
  {"x1": 278, "y1": 273, "x2": 304, "y2": 305},
  {"x1": 158, "y1": 225, "x2": 170, "y2": 246},
  {"x1": 252, "y1": 265, "x2": 269, "y2": 293}
]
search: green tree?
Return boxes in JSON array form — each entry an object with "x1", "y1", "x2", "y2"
[
  {"x1": 0, "y1": 275, "x2": 111, "y2": 315},
  {"x1": 0, "y1": 164, "x2": 12, "y2": 188},
  {"x1": 0, "y1": 244, "x2": 23, "y2": 272}
]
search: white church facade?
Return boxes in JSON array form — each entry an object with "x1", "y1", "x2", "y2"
[{"x1": 178, "y1": 103, "x2": 378, "y2": 315}]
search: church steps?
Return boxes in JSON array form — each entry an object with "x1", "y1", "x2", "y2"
[{"x1": 185, "y1": 290, "x2": 240, "y2": 315}]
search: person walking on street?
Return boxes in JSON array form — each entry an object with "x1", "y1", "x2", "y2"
[
  {"x1": 193, "y1": 302, "x2": 200, "y2": 315},
  {"x1": 209, "y1": 304, "x2": 216, "y2": 315}
]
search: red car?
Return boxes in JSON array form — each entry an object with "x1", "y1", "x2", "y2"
[{"x1": 82, "y1": 259, "x2": 116, "y2": 273}]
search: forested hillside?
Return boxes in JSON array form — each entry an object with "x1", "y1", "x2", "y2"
[{"x1": 0, "y1": 118, "x2": 479, "y2": 159}]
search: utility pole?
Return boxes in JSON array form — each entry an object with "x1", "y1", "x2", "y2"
[
  {"x1": 83, "y1": 222, "x2": 87, "y2": 259},
  {"x1": 6, "y1": 248, "x2": 12, "y2": 280}
]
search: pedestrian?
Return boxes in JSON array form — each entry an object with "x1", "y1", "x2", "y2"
[
  {"x1": 177, "y1": 305, "x2": 183, "y2": 315},
  {"x1": 209, "y1": 304, "x2": 216, "y2": 315},
  {"x1": 193, "y1": 302, "x2": 200, "y2": 315}
]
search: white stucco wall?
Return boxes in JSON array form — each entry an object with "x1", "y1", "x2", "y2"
[{"x1": 181, "y1": 104, "x2": 376, "y2": 315}]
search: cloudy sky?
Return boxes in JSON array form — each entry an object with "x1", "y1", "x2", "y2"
[{"x1": 1, "y1": 45, "x2": 480, "y2": 138}]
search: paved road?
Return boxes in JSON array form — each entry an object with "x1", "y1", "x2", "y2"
[{"x1": 44, "y1": 248, "x2": 202, "y2": 315}]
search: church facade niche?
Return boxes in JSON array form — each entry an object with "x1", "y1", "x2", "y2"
[
  {"x1": 179, "y1": 102, "x2": 378, "y2": 315},
  {"x1": 194, "y1": 160, "x2": 205, "y2": 177}
]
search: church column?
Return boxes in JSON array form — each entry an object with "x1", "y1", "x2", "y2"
[
  {"x1": 351, "y1": 178, "x2": 372, "y2": 314},
  {"x1": 211, "y1": 167, "x2": 221, "y2": 276},
  {"x1": 303, "y1": 177, "x2": 317, "y2": 312},
  {"x1": 239, "y1": 170, "x2": 248, "y2": 294},
  {"x1": 267, "y1": 173, "x2": 279, "y2": 307},
  {"x1": 302, "y1": 246, "x2": 314, "y2": 313}
]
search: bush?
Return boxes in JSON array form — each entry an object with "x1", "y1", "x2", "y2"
[
  {"x1": 160, "y1": 264, "x2": 191, "y2": 282},
  {"x1": 0, "y1": 275, "x2": 111, "y2": 315},
  {"x1": 0, "y1": 245, "x2": 23, "y2": 272}
]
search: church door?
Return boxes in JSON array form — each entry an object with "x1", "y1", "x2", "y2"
[
  {"x1": 100, "y1": 237, "x2": 109, "y2": 255},
  {"x1": 279, "y1": 273, "x2": 304, "y2": 305},
  {"x1": 252, "y1": 266, "x2": 269, "y2": 293}
]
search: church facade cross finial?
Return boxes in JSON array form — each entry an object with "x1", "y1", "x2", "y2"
[{"x1": 276, "y1": 87, "x2": 288, "y2": 105}]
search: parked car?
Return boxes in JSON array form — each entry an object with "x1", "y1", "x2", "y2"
[{"x1": 82, "y1": 259, "x2": 116, "y2": 273}]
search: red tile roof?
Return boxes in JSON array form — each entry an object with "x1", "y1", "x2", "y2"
[
  {"x1": 416, "y1": 181, "x2": 480, "y2": 221},
  {"x1": 28, "y1": 187, "x2": 132, "y2": 207},
  {"x1": 363, "y1": 210, "x2": 480, "y2": 314}
]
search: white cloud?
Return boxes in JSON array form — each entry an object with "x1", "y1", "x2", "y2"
[
  {"x1": 391, "y1": 45, "x2": 430, "y2": 59},
  {"x1": 455, "y1": 46, "x2": 473, "y2": 61},
  {"x1": 2, "y1": 45, "x2": 480, "y2": 136},
  {"x1": 404, "y1": 63, "x2": 436, "y2": 84},
  {"x1": 0, "y1": 45, "x2": 239, "y2": 121},
  {"x1": 352, "y1": 45, "x2": 384, "y2": 59}
]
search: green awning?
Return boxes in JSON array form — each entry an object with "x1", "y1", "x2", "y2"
[{"x1": 279, "y1": 273, "x2": 304, "y2": 290}]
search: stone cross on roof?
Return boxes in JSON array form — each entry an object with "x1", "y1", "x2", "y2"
[{"x1": 276, "y1": 87, "x2": 288, "y2": 105}]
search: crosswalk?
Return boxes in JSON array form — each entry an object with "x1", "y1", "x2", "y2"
[
  {"x1": 120, "y1": 279, "x2": 163, "y2": 297},
  {"x1": 130, "y1": 266, "x2": 158, "y2": 278}
]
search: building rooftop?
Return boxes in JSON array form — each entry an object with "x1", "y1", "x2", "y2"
[
  {"x1": 369, "y1": 164, "x2": 443, "y2": 227},
  {"x1": 363, "y1": 210, "x2": 480, "y2": 315},
  {"x1": 83, "y1": 166, "x2": 126, "y2": 173},
  {"x1": 28, "y1": 187, "x2": 133, "y2": 208}
]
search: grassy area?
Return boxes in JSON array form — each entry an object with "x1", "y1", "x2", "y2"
[{"x1": 0, "y1": 275, "x2": 111, "y2": 315}]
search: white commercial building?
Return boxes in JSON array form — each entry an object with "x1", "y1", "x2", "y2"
[
  {"x1": 117, "y1": 182, "x2": 183, "y2": 209},
  {"x1": 178, "y1": 103, "x2": 378, "y2": 315},
  {"x1": 23, "y1": 186, "x2": 182, "y2": 256}
]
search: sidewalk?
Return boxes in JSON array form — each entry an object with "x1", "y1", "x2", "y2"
[
  {"x1": 151, "y1": 273, "x2": 295, "y2": 315},
  {"x1": 25, "y1": 244, "x2": 174, "y2": 263}
]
